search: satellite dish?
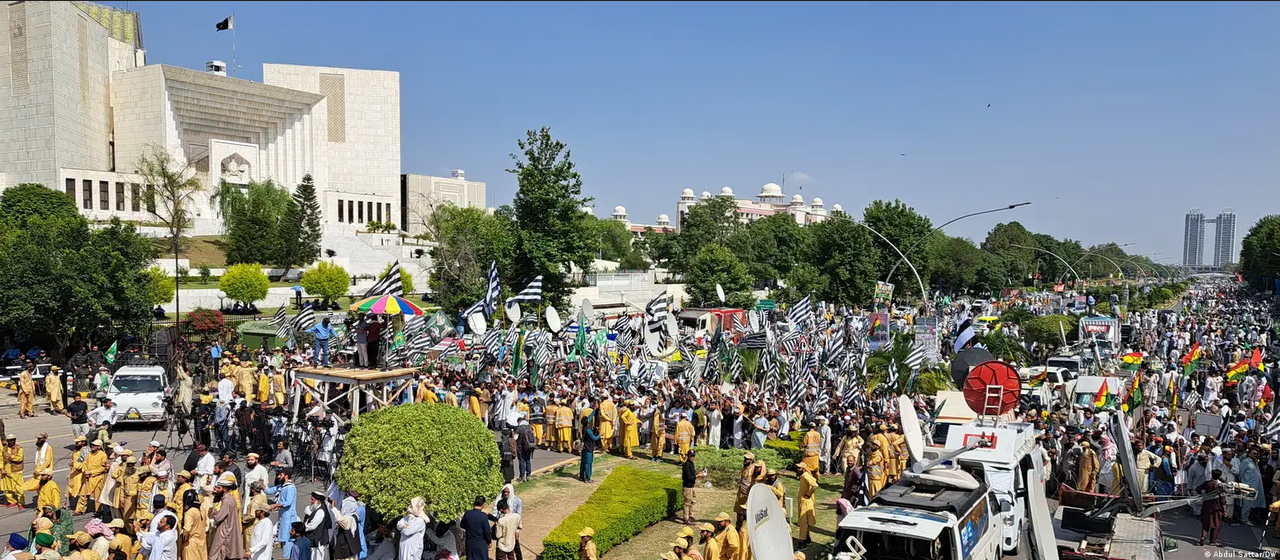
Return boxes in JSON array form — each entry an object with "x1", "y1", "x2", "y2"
[
  {"x1": 897, "y1": 395, "x2": 926, "y2": 465},
  {"x1": 644, "y1": 328, "x2": 661, "y2": 356},
  {"x1": 467, "y1": 312, "x2": 487, "y2": 336},
  {"x1": 749, "y1": 309, "x2": 760, "y2": 331},
  {"x1": 949, "y1": 347, "x2": 994, "y2": 387},
  {"x1": 745, "y1": 484, "x2": 795, "y2": 560},
  {"x1": 962, "y1": 360, "x2": 1021, "y2": 416},
  {"x1": 665, "y1": 314, "x2": 679, "y2": 341},
  {"x1": 716, "y1": 283, "x2": 726, "y2": 304},
  {"x1": 580, "y1": 298, "x2": 595, "y2": 325},
  {"x1": 505, "y1": 301, "x2": 522, "y2": 324},
  {"x1": 546, "y1": 306, "x2": 563, "y2": 333}
]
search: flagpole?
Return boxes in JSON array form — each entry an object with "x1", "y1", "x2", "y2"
[{"x1": 231, "y1": 14, "x2": 236, "y2": 77}]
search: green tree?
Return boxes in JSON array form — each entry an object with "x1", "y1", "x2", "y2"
[
  {"x1": 424, "y1": 205, "x2": 516, "y2": 315},
  {"x1": 215, "y1": 180, "x2": 294, "y2": 266},
  {"x1": 926, "y1": 235, "x2": 982, "y2": 294},
  {"x1": 807, "y1": 212, "x2": 880, "y2": 305},
  {"x1": 981, "y1": 221, "x2": 1036, "y2": 285},
  {"x1": 1239, "y1": 215, "x2": 1280, "y2": 291},
  {"x1": 0, "y1": 184, "x2": 78, "y2": 228},
  {"x1": 672, "y1": 197, "x2": 741, "y2": 273},
  {"x1": 1025, "y1": 315, "x2": 1078, "y2": 349},
  {"x1": 685, "y1": 244, "x2": 754, "y2": 308},
  {"x1": 866, "y1": 332, "x2": 954, "y2": 395},
  {"x1": 219, "y1": 263, "x2": 270, "y2": 304},
  {"x1": 506, "y1": 127, "x2": 597, "y2": 310},
  {"x1": 380, "y1": 261, "x2": 415, "y2": 295},
  {"x1": 276, "y1": 174, "x2": 324, "y2": 277},
  {"x1": 135, "y1": 146, "x2": 203, "y2": 316},
  {"x1": 618, "y1": 252, "x2": 650, "y2": 271},
  {"x1": 301, "y1": 261, "x2": 351, "y2": 304},
  {"x1": 338, "y1": 403, "x2": 503, "y2": 520},
  {"x1": 144, "y1": 267, "x2": 176, "y2": 307},
  {"x1": 977, "y1": 331, "x2": 1032, "y2": 364},
  {"x1": 771, "y1": 263, "x2": 828, "y2": 306},
  {"x1": 862, "y1": 199, "x2": 933, "y2": 299},
  {"x1": 590, "y1": 216, "x2": 634, "y2": 262},
  {"x1": 640, "y1": 228, "x2": 679, "y2": 269},
  {"x1": 0, "y1": 214, "x2": 154, "y2": 359},
  {"x1": 198, "y1": 265, "x2": 212, "y2": 284}
]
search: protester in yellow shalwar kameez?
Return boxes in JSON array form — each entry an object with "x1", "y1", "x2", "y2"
[
  {"x1": 800, "y1": 427, "x2": 822, "y2": 475},
  {"x1": 415, "y1": 380, "x2": 437, "y2": 404},
  {"x1": 2, "y1": 434, "x2": 24, "y2": 506},
  {"x1": 67, "y1": 437, "x2": 88, "y2": 500},
  {"x1": 889, "y1": 425, "x2": 907, "y2": 482},
  {"x1": 117, "y1": 459, "x2": 139, "y2": 525},
  {"x1": 46, "y1": 368, "x2": 65, "y2": 414},
  {"x1": 619, "y1": 403, "x2": 639, "y2": 458},
  {"x1": 271, "y1": 371, "x2": 287, "y2": 406},
  {"x1": 556, "y1": 400, "x2": 574, "y2": 454},
  {"x1": 468, "y1": 392, "x2": 483, "y2": 420},
  {"x1": 17, "y1": 368, "x2": 35, "y2": 418},
  {"x1": 75, "y1": 440, "x2": 109, "y2": 514},
  {"x1": 598, "y1": 397, "x2": 617, "y2": 453},
  {"x1": 765, "y1": 470, "x2": 785, "y2": 508},
  {"x1": 870, "y1": 424, "x2": 892, "y2": 483},
  {"x1": 255, "y1": 371, "x2": 270, "y2": 403},
  {"x1": 676, "y1": 416, "x2": 695, "y2": 461},
  {"x1": 516, "y1": 398, "x2": 529, "y2": 422},
  {"x1": 650, "y1": 407, "x2": 666, "y2": 459},
  {"x1": 577, "y1": 406, "x2": 594, "y2": 444},
  {"x1": 23, "y1": 468, "x2": 59, "y2": 511},
  {"x1": 736, "y1": 518, "x2": 752, "y2": 560},
  {"x1": 866, "y1": 441, "x2": 887, "y2": 497},
  {"x1": 543, "y1": 401, "x2": 559, "y2": 450},
  {"x1": 795, "y1": 462, "x2": 817, "y2": 546}
]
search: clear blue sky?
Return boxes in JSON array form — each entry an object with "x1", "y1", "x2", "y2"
[{"x1": 110, "y1": 1, "x2": 1279, "y2": 262}]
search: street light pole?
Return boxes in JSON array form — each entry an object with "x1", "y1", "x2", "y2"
[
  {"x1": 884, "y1": 202, "x2": 1032, "y2": 281},
  {"x1": 1008, "y1": 243, "x2": 1083, "y2": 286},
  {"x1": 823, "y1": 213, "x2": 929, "y2": 310}
]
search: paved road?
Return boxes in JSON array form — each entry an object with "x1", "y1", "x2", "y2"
[{"x1": 0, "y1": 409, "x2": 577, "y2": 542}]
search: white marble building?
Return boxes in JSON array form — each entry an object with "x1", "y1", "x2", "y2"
[
  {"x1": 0, "y1": 1, "x2": 403, "y2": 239},
  {"x1": 667, "y1": 183, "x2": 840, "y2": 230},
  {"x1": 400, "y1": 169, "x2": 487, "y2": 237}
]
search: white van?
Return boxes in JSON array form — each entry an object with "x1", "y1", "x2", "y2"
[
  {"x1": 944, "y1": 422, "x2": 1038, "y2": 555},
  {"x1": 834, "y1": 477, "x2": 1001, "y2": 560},
  {"x1": 106, "y1": 365, "x2": 169, "y2": 424}
]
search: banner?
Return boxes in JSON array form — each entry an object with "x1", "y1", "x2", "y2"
[
  {"x1": 874, "y1": 282, "x2": 895, "y2": 303},
  {"x1": 913, "y1": 317, "x2": 941, "y2": 364}
]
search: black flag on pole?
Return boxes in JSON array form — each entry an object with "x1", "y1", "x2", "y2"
[{"x1": 216, "y1": 15, "x2": 234, "y2": 31}]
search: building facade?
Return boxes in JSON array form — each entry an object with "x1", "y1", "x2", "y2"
[
  {"x1": 1182, "y1": 208, "x2": 1236, "y2": 268},
  {"x1": 0, "y1": 2, "x2": 402, "y2": 237},
  {"x1": 674, "y1": 183, "x2": 841, "y2": 229},
  {"x1": 400, "y1": 170, "x2": 487, "y2": 237}
]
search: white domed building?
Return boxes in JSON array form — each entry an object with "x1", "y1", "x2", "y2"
[{"x1": 671, "y1": 182, "x2": 838, "y2": 227}]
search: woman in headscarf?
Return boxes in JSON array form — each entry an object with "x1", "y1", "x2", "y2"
[
  {"x1": 48, "y1": 506, "x2": 74, "y2": 556},
  {"x1": 395, "y1": 497, "x2": 428, "y2": 560},
  {"x1": 180, "y1": 490, "x2": 207, "y2": 560},
  {"x1": 1098, "y1": 434, "x2": 1117, "y2": 494},
  {"x1": 27, "y1": 516, "x2": 53, "y2": 554}
]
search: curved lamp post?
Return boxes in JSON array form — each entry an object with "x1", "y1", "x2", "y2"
[
  {"x1": 1007, "y1": 243, "x2": 1083, "y2": 286},
  {"x1": 884, "y1": 202, "x2": 1032, "y2": 281},
  {"x1": 823, "y1": 213, "x2": 928, "y2": 308}
]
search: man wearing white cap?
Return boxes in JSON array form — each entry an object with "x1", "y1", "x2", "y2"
[{"x1": 241, "y1": 454, "x2": 268, "y2": 514}]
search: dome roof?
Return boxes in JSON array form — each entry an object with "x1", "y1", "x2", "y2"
[
  {"x1": 791, "y1": 194, "x2": 804, "y2": 203},
  {"x1": 811, "y1": 197, "x2": 824, "y2": 206},
  {"x1": 719, "y1": 186, "x2": 734, "y2": 196},
  {"x1": 700, "y1": 191, "x2": 712, "y2": 199},
  {"x1": 613, "y1": 205, "x2": 627, "y2": 215},
  {"x1": 657, "y1": 214, "x2": 670, "y2": 224},
  {"x1": 760, "y1": 182, "x2": 783, "y2": 197},
  {"x1": 580, "y1": 206, "x2": 594, "y2": 215},
  {"x1": 832, "y1": 204, "x2": 843, "y2": 212},
  {"x1": 680, "y1": 188, "x2": 695, "y2": 197}
]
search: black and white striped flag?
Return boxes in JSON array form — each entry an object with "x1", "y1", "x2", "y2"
[
  {"x1": 882, "y1": 334, "x2": 894, "y2": 353},
  {"x1": 884, "y1": 359, "x2": 899, "y2": 394},
  {"x1": 732, "y1": 313, "x2": 747, "y2": 334},
  {"x1": 364, "y1": 261, "x2": 404, "y2": 297},
  {"x1": 292, "y1": 307, "x2": 316, "y2": 332},
  {"x1": 905, "y1": 342, "x2": 927, "y2": 372},
  {"x1": 780, "y1": 330, "x2": 802, "y2": 355},
  {"x1": 482, "y1": 326, "x2": 503, "y2": 357},
  {"x1": 437, "y1": 341, "x2": 459, "y2": 362},
  {"x1": 739, "y1": 332, "x2": 768, "y2": 350},
  {"x1": 483, "y1": 261, "x2": 500, "y2": 316},
  {"x1": 645, "y1": 293, "x2": 670, "y2": 333},
  {"x1": 788, "y1": 295, "x2": 811, "y2": 327},
  {"x1": 954, "y1": 314, "x2": 976, "y2": 354},
  {"x1": 728, "y1": 346, "x2": 744, "y2": 383},
  {"x1": 271, "y1": 306, "x2": 290, "y2": 339},
  {"x1": 506, "y1": 276, "x2": 544, "y2": 306}
]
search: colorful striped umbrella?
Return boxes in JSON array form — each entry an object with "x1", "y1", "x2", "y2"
[{"x1": 350, "y1": 294, "x2": 426, "y2": 316}]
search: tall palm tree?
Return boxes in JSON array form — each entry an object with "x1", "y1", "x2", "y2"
[{"x1": 135, "y1": 145, "x2": 203, "y2": 323}]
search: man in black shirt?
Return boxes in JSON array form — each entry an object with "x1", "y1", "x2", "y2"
[
  {"x1": 65, "y1": 394, "x2": 89, "y2": 439},
  {"x1": 681, "y1": 449, "x2": 705, "y2": 525}
]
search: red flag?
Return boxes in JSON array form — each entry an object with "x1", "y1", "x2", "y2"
[{"x1": 1250, "y1": 347, "x2": 1263, "y2": 370}]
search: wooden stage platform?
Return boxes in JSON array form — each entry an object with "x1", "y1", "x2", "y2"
[
  {"x1": 294, "y1": 366, "x2": 420, "y2": 384},
  {"x1": 292, "y1": 366, "x2": 421, "y2": 422}
]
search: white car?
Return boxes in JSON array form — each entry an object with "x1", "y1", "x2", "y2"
[{"x1": 105, "y1": 365, "x2": 169, "y2": 424}]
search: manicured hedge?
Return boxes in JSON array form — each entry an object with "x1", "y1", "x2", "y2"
[
  {"x1": 691, "y1": 445, "x2": 787, "y2": 488},
  {"x1": 765, "y1": 430, "x2": 805, "y2": 466},
  {"x1": 541, "y1": 465, "x2": 684, "y2": 560}
]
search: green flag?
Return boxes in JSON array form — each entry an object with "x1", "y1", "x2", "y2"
[
  {"x1": 512, "y1": 327, "x2": 525, "y2": 381},
  {"x1": 105, "y1": 341, "x2": 118, "y2": 364},
  {"x1": 391, "y1": 330, "x2": 406, "y2": 350},
  {"x1": 574, "y1": 314, "x2": 588, "y2": 362}
]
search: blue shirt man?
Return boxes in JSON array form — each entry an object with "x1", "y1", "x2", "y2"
[
  {"x1": 266, "y1": 475, "x2": 299, "y2": 544},
  {"x1": 309, "y1": 319, "x2": 336, "y2": 366}
]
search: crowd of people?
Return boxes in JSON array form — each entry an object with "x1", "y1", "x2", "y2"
[{"x1": 0, "y1": 277, "x2": 1274, "y2": 560}]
